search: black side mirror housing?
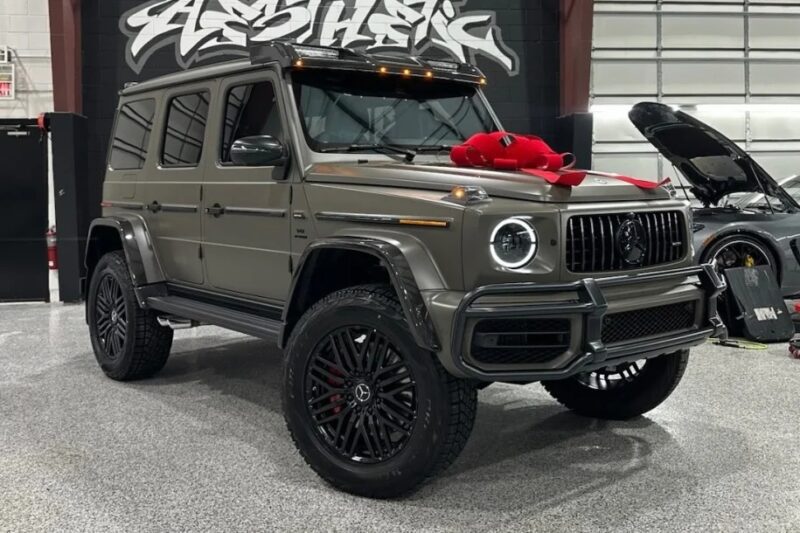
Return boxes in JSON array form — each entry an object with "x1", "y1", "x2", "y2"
[{"x1": 230, "y1": 135, "x2": 287, "y2": 167}]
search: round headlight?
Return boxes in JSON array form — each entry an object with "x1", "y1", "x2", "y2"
[{"x1": 490, "y1": 218, "x2": 538, "y2": 269}]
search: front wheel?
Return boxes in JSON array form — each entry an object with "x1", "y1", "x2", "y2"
[
  {"x1": 283, "y1": 284, "x2": 477, "y2": 498},
  {"x1": 542, "y1": 350, "x2": 689, "y2": 420}
]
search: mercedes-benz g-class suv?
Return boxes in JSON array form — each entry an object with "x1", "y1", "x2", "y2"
[{"x1": 85, "y1": 42, "x2": 725, "y2": 498}]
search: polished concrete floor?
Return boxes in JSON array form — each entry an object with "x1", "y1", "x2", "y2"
[{"x1": 1, "y1": 303, "x2": 799, "y2": 532}]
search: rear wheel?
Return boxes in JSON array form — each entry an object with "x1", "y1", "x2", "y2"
[
  {"x1": 87, "y1": 251, "x2": 173, "y2": 381},
  {"x1": 283, "y1": 284, "x2": 477, "y2": 498},
  {"x1": 542, "y1": 350, "x2": 689, "y2": 420}
]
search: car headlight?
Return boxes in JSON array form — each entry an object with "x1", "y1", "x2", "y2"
[{"x1": 490, "y1": 218, "x2": 538, "y2": 269}]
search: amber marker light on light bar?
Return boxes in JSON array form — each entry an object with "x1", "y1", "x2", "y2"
[
  {"x1": 294, "y1": 59, "x2": 304, "y2": 67},
  {"x1": 398, "y1": 219, "x2": 449, "y2": 228},
  {"x1": 480, "y1": 78, "x2": 487, "y2": 85},
  {"x1": 379, "y1": 66, "x2": 388, "y2": 74},
  {"x1": 403, "y1": 68, "x2": 411, "y2": 76},
  {"x1": 426, "y1": 71, "x2": 434, "y2": 78}
]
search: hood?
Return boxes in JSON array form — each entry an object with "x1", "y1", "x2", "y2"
[
  {"x1": 306, "y1": 161, "x2": 673, "y2": 204},
  {"x1": 629, "y1": 102, "x2": 799, "y2": 209}
]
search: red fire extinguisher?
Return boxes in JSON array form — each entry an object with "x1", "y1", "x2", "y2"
[{"x1": 46, "y1": 226, "x2": 58, "y2": 270}]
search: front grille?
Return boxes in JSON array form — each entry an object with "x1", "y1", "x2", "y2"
[
  {"x1": 602, "y1": 301, "x2": 697, "y2": 345},
  {"x1": 566, "y1": 211, "x2": 686, "y2": 273},
  {"x1": 470, "y1": 318, "x2": 571, "y2": 366}
]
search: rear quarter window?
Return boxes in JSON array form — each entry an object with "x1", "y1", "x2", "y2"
[{"x1": 109, "y1": 99, "x2": 156, "y2": 171}]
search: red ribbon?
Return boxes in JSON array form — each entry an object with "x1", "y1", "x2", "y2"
[{"x1": 451, "y1": 132, "x2": 668, "y2": 190}]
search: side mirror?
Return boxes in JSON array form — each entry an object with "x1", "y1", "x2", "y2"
[{"x1": 230, "y1": 135, "x2": 287, "y2": 167}]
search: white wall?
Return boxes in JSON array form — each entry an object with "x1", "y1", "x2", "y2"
[
  {"x1": 0, "y1": 0, "x2": 53, "y2": 118},
  {"x1": 590, "y1": 0, "x2": 800, "y2": 183}
]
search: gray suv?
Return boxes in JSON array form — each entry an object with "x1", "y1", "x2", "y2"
[{"x1": 84, "y1": 42, "x2": 725, "y2": 498}]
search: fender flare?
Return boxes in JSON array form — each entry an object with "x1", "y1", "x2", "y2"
[
  {"x1": 85, "y1": 215, "x2": 166, "y2": 289},
  {"x1": 281, "y1": 237, "x2": 443, "y2": 352}
]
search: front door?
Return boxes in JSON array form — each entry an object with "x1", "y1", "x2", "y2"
[{"x1": 201, "y1": 70, "x2": 292, "y2": 302}]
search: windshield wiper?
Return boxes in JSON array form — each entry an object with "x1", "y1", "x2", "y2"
[
  {"x1": 413, "y1": 145, "x2": 456, "y2": 154},
  {"x1": 320, "y1": 143, "x2": 415, "y2": 162}
]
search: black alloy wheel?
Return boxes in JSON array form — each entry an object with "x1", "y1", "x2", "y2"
[
  {"x1": 575, "y1": 360, "x2": 647, "y2": 391},
  {"x1": 305, "y1": 326, "x2": 417, "y2": 464},
  {"x1": 542, "y1": 350, "x2": 689, "y2": 420},
  {"x1": 87, "y1": 251, "x2": 173, "y2": 381},
  {"x1": 283, "y1": 284, "x2": 477, "y2": 498},
  {"x1": 94, "y1": 273, "x2": 128, "y2": 360}
]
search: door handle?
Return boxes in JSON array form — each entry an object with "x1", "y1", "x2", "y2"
[
  {"x1": 205, "y1": 203, "x2": 225, "y2": 217},
  {"x1": 147, "y1": 201, "x2": 161, "y2": 213}
]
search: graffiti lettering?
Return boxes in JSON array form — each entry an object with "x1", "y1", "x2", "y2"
[{"x1": 121, "y1": 0, "x2": 519, "y2": 75}]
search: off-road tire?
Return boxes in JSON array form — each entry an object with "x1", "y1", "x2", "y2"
[
  {"x1": 87, "y1": 251, "x2": 173, "y2": 381},
  {"x1": 542, "y1": 350, "x2": 689, "y2": 420},
  {"x1": 283, "y1": 284, "x2": 477, "y2": 498}
]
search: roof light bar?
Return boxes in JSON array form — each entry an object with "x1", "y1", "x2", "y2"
[
  {"x1": 293, "y1": 44, "x2": 340, "y2": 59},
  {"x1": 426, "y1": 59, "x2": 460, "y2": 71}
]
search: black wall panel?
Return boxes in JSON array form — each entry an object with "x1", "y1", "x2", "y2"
[{"x1": 81, "y1": 0, "x2": 561, "y2": 218}]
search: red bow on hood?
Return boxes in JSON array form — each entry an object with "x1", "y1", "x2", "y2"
[{"x1": 450, "y1": 132, "x2": 668, "y2": 190}]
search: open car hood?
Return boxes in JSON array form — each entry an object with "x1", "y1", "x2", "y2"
[{"x1": 628, "y1": 102, "x2": 799, "y2": 209}]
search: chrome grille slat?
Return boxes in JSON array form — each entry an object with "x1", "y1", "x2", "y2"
[
  {"x1": 599, "y1": 214, "x2": 606, "y2": 270},
  {"x1": 566, "y1": 211, "x2": 686, "y2": 273}
]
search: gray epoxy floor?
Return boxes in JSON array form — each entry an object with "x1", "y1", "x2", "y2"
[{"x1": 1, "y1": 303, "x2": 799, "y2": 532}]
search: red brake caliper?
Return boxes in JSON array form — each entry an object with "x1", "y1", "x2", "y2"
[{"x1": 329, "y1": 366, "x2": 343, "y2": 414}]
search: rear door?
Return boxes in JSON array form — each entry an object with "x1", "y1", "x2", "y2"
[
  {"x1": 139, "y1": 83, "x2": 213, "y2": 286},
  {"x1": 201, "y1": 69, "x2": 292, "y2": 302}
]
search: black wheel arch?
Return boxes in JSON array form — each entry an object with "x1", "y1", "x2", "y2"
[
  {"x1": 85, "y1": 215, "x2": 165, "y2": 298},
  {"x1": 281, "y1": 237, "x2": 443, "y2": 352}
]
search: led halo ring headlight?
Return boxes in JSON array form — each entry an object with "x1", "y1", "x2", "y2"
[{"x1": 490, "y1": 218, "x2": 538, "y2": 269}]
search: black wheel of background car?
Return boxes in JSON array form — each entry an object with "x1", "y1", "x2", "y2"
[
  {"x1": 283, "y1": 284, "x2": 477, "y2": 498},
  {"x1": 87, "y1": 251, "x2": 173, "y2": 381},
  {"x1": 542, "y1": 350, "x2": 689, "y2": 420},
  {"x1": 705, "y1": 235, "x2": 776, "y2": 276},
  {"x1": 703, "y1": 235, "x2": 778, "y2": 325}
]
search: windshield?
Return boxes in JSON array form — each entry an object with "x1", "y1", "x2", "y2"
[{"x1": 292, "y1": 69, "x2": 497, "y2": 153}]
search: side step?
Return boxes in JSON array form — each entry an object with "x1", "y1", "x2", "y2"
[{"x1": 146, "y1": 296, "x2": 282, "y2": 340}]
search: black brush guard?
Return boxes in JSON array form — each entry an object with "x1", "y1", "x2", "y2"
[{"x1": 451, "y1": 264, "x2": 727, "y2": 382}]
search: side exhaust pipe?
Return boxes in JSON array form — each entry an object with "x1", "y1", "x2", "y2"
[{"x1": 157, "y1": 316, "x2": 196, "y2": 330}]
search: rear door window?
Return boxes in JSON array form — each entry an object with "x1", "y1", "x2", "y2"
[
  {"x1": 161, "y1": 91, "x2": 210, "y2": 167},
  {"x1": 109, "y1": 99, "x2": 156, "y2": 170}
]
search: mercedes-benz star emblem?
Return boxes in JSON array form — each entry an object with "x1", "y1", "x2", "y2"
[
  {"x1": 354, "y1": 383, "x2": 372, "y2": 403},
  {"x1": 616, "y1": 214, "x2": 647, "y2": 265}
]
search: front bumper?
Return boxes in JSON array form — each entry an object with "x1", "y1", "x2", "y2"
[{"x1": 434, "y1": 264, "x2": 726, "y2": 382}]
